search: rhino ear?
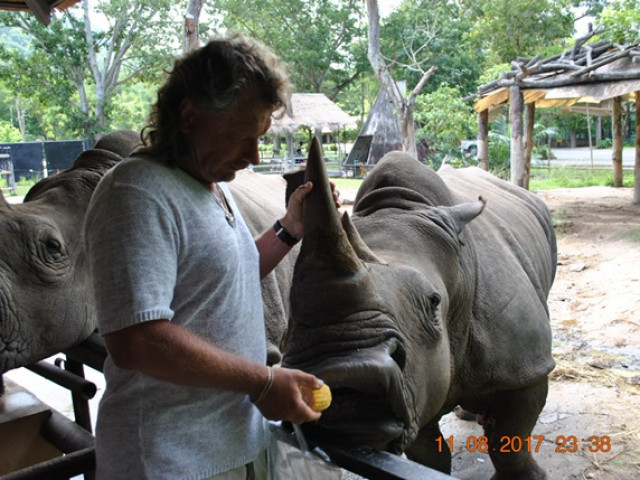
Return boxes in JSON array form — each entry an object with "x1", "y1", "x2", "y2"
[
  {"x1": 340, "y1": 212, "x2": 387, "y2": 265},
  {"x1": 447, "y1": 196, "x2": 486, "y2": 235}
]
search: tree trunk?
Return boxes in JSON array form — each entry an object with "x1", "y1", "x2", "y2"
[
  {"x1": 634, "y1": 92, "x2": 640, "y2": 205},
  {"x1": 477, "y1": 110, "x2": 489, "y2": 170},
  {"x1": 595, "y1": 116, "x2": 602, "y2": 144},
  {"x1": 509, "y1": 85, "x2": 526, "y2": 188},
  {"x1": 366, "y1": 0, "x2": 433, "y2": 159},
  {"x1": 612, "y1": 96, "x2": 623, "y2": 188},
  {"x1": 570, "y1": 131, "x2": 577, "y2": 148},
  {"x1": 183, "y1": 0, "x2": 204, "y2": 53},
  {"x1": 523, "y1": 102, "x2": 536, "y2": 190}
]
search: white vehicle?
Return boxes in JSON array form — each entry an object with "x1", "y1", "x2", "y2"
[{"x1": 459, "y1": 139, "x2": 478, "y2": 157}]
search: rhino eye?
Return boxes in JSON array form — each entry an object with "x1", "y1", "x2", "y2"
[{"x1": 44, "y1": 238, "x2": 63, "y2": 259}]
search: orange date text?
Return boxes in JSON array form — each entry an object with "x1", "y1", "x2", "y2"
[{"x1": 436, "y1": 435, "x2": 612, "y2": 454}]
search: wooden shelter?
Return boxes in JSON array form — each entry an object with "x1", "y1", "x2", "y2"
[
  {"x1": 0, "y1": 0, "x2": 80, "y2": 25},
  {"x1": 268, "y1": 93, "x2": 357, "y2": 162},
  {"x1": 470, "y1": 32, "x2": 640, "y2": 204}
]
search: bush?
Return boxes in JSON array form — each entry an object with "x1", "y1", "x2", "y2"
[{"x1": 597, "y1": 139, "x2": 613, "y2": 149}]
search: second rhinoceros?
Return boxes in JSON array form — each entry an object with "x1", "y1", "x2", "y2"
[{"x1": 283, "y1": 139, "x2": 557, "y2": 479}]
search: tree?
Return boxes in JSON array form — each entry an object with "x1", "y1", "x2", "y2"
[
  {"x1": 0, "y1": 0, "x2": 180, "y2": 140},
  {"x1": 465, "y1": 0, "x2": 575, "y2": 64},
  {"x1": 366, "y1": 0, "x2": 435, "y2": 157},
  {"x1": 218, "y1": 0, "x2": 368, "y2": 100},
  {"x1": 183, "y1": 0, "x2": 205, "y2": 53},
  {"x1": 596, "y1": 0, "x2": 640, "y2": 43},
  {"x1": 414, "y1": 83, "x2": 476, "y2": 164},
  {"x1": 381, "y1": 0, "x2": 484, "y2": 98}
]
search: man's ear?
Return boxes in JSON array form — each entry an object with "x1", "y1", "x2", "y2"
[{"x1": 179, "y1": 99, "x2": 198, "y2": 133}]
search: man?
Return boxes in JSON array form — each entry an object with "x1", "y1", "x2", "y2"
[{"x1": 85, "y1": 35, "x2": 333, "y2": 479}]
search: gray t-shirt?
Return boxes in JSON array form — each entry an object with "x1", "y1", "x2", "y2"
[{"x1": 85, "y1": 154, "x2": 268, "y2": 479}]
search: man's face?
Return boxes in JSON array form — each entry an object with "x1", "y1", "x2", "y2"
[{"x1": 181, "y1": 89, "x2": 273, "y2": 184}]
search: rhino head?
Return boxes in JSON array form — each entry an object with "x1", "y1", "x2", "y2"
[
  {"x1": 0, "y1": 130, "x2": 141, "y2": 374},
  {"x1": 282, "y1": 138, "x2": 484, "y2": 453}
]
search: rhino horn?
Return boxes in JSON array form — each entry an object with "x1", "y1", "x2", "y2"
[
  {"x1": 341, "y1": 212, "x2": 387, "y2": 265},
  {"x1": 299, "y1": 137, "x2": 361, "y2": 276}
]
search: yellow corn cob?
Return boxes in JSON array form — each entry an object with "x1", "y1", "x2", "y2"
[{"x1": 301, "y1": 383, "x2": 332, "y2": 411}]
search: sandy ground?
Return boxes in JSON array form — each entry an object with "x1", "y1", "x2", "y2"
[{"x1": 5, "y1": 186, "x2": 640, "y2": 479}]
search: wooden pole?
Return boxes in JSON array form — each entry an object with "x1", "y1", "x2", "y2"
[
  {"x1": 612, "y1": 96, "x2": 623, "y2": 187},
  {"x1": 635, "y1": 92, "x2": 640, "y2": 204},
  {"x1": 509, "y1": 86, "x2": 526, "y2": 188},
  {"x1": 523, "y1": 102, "x2": 536, "y2": 190},
  {"x1": 477, "y1": 110, "x2": 489, "y2": 171}
]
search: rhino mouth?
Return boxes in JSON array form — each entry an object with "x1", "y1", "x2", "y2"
[{"x1": 289, "y1": 338, "x2": 410, "y2": 451}]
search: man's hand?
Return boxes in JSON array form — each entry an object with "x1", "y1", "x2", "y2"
[
  {"x1": 279, "y1": 181, "x2": 341, "y2": 239},
  {"x1": 254, "y1": 366, "x2": 323, "y2": 424}
]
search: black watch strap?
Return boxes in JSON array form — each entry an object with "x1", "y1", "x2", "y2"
[{"x1": 273, "y1": 219, "x2": 300, "y2": 246}]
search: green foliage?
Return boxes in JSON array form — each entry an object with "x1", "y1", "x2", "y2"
[
  {"x1": 218, "y1": 0, "x2": 367, "y2": 99},
  {"x1": 596, "y1": 0, "x2": 640, "y2": 43},
  {"x1": 414, "y1": 83, "x2": 475, "y2": 162},
  {"x1": 464, "y1": 0, "x2": 574, "y2": 64},
  {"x1": 597, "y1": 138, "x2": 613, "y2": 148},
  {"x1": 382, "y1": 0, "x2": 484, "y2": 97},
  {"x1": 0, "y1": 0, "x2": 179, "y2": 140},
  {"x1": 0, "y1": 119, "x2": 21, "y2": 142}
]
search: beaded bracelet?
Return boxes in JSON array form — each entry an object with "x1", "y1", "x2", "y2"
[{"x1": 252, "y1": 366, "x2": 274, "y2": 405}]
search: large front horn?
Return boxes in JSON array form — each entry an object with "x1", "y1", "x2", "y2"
[{"x1": 298, "y1": 137, "x2": 361, "y2": 277}]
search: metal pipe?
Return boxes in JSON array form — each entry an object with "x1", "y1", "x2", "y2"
[{"x1": 24, "y1": 361, "x2": 96, "y2": 400}]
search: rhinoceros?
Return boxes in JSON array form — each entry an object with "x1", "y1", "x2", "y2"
[
  {"x1": 0, "y1": 130, "x2": 293, "y2": 376},
  {"x1": 283, "y1": 139, "x2": 557, "y2": 479}
]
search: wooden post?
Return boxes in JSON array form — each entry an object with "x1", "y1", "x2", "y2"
[
  {"x1": 509, "y1": 85, "x2": 526, "y2": 187},
  {"x1": 612, "y1": 96, "x2": 623, "y2": 187},
  {"x1": 477, "y1": 110, "x2": 489, "y2": 171},
  {"x1": 523, "y1": 102, "x2": 536, "y2": 190},
  {"x1": 635, "y1": 92, "x2": 640, "y2": 205}
]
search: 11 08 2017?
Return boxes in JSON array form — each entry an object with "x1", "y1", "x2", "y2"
[{"x1": 436, "y1": 434, "x2": 612, "y2": 454}]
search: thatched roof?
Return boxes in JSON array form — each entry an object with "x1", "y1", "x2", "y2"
[
  {"x1": 269, "y1": 93, "x2": 358, "y2": 135},
  {"x1": 471, "y1": 31, "x2": 640, "y2": 114},
  {"x1": 0, "y1": 0, "x2": 80, "y2": 26}
]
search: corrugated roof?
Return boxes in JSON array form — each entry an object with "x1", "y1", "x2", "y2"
[
  {"x1": 0, "y1": 0, "x2": 81, "y2": 25},
  {"x1": 269, "y1": 93, "x2": 358, "y2": 134}
]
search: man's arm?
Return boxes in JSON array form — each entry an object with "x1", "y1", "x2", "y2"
[{"x1": 104, "y1": 319, "x2": 322, "y2": 424}]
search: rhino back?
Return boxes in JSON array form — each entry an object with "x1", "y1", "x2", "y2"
[{"x1": 439, "y1": 165, "x2": 556, "y2": 394}]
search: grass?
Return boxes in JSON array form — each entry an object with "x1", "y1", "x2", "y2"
[
  {"x1": 529, "y1": 167, "x2": 635, "y2": 190},
  {"x1": 332, "y1": 167, "x2": 635, "y2": 192}
]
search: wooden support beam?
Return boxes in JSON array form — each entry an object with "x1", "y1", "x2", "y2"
[
  {"x1": 635, "y1": 92, "x2": 640, "y2": 205},
  {"x1": 25, "y1": 0, "x2": 52, "y2": 25},
  {"x1": 523, "y1": 102, "x2": 536, "y2": 190},
  {"x1": 477, "y1": 110, "x2": 489, "y2": 171},
  {"x1": 612, "y1": 96, "x2": 623, "y2": 187},
  {"x1": 509, "y1": 86, "x2": 526, "y2": 188}
]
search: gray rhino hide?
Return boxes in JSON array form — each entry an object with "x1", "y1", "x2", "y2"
[{"x1": 0, "y1": 131, "x2": 292, "y2": 374}]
